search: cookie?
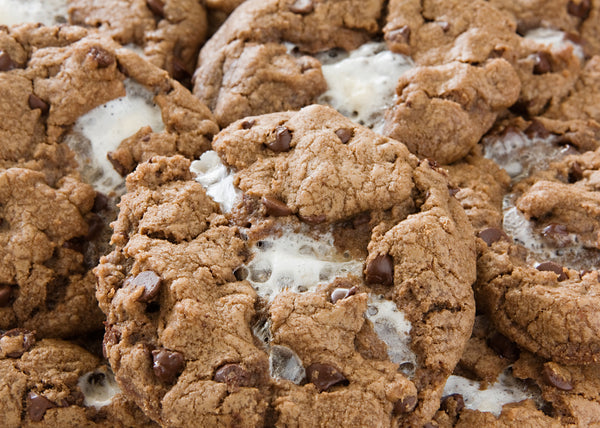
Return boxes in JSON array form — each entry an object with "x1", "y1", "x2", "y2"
[
  {"x1": 96, "y1": 105, "x2": 477, "y2": 426},
  {"x1": 0, "y1": 24, "x2": 216, "y2": 338},
  {"x1": 0, "y1": 0, "x2": 209, "y2": 81},
  {"x1": 0, "y1": 330, "x2": 157, "y2": 427}
]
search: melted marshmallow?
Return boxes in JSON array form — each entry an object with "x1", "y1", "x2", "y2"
[
  {"x1": 525, "y1": 28, "x2": 584, "y2": 59},
  {"x1": 317, "y1": 42, "x2": 414, "y2": 133},
  {"x1": 269, "y1": 345, "x2": 306, "y2": 384},
  {"x1": 443, "y1": 371, "x2": 537, "y2": 417},
  {"x1": 190, "y1": 151, "x2": 241, "y2": 213},
  {"x1": 245, "y1": 231, "x2": 363, "y2": 300},
  {"x1": 0, "y1": 0, "x2": 67, "y2": 26},
  {"x1": 78, "y1": 368, "x2": 121, "y2": 409},
  {"x1": 65, "y1": 79, "x2": 164, "y2": 194},
  {"x1": 365, "y1": 295, "x2": 417, "y2": 377}
]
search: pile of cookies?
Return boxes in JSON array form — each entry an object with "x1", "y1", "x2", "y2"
[{"x1": 0, "y1": 0, "x2": 599, "y2": 426}]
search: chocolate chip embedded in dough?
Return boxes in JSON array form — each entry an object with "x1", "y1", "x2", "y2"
[
  {"x1": 107, "y1": 152, "x2": 129, "y2": 177},
  {"x1": 262, "y1": 196, "x2": 293, "y2": 217},
  {"x1": 568, "y1": 162, "x2": 584, "y2": 183},
  {"x1": 536, "y1": 261, "x2": 568, "y2": 281},
  {"x1": 365, "y1": 255, "x2": 394, "y2": 286},
  {"x1": 541, "y1": 223, "x2": 569, "y2": 243},
  {"x1": 335, "y1": 128, "x2": 353, "y2": 144},
  {"x1": 132, "y1": 271, "x2": 162, "y2": 303},
  {"x1": 487, "y1": 332, "x2": 520, "y2": 360},
  {"x1": 103, "y1": 326, "x2": 121, "y2": 359},
  {"x1": 214, "y1": 363, "x2": 252, "y2": 387},
  {"x1": 241, "y1": 119, "x2": 256, "y2": 129},
  {"x1": 543, "y1": 364, "x2": 573, "y2": 391},
  {"x1": 393, "y1": 395, "x2": 418, "y2": 414},
  {"x1": 1, "y1": 328, "x2": 36, "y2": 358},
  {"x1": 0, "y1": 284, "x2": 12, "y2": 307},
  {"x1": 266, "y1": 126, "x2": 292, "y2": 152},
  {"x1": 478, "y1": 228, "x2": 509, "y2": 247},
  {"x1": 524, "y1": 119, "x2": 550, "y2": 138},
  {"x1": 0, "y1": 50, "x2": 17, "y2": 71},
  {"x1": 306, "y1": 363, "x2": 347, "y2": 392},
  {"x1": 87, "y1": 46, "x2": 115, "y2": 68},
  {"x1": 146, "y1": 0, "x2": 166, "y2": 18},
  {"x1": 152, "y1": 349, "x2": 185, "y2": 383},
  {"x1": 28, "y1": 94, "x2": 49, "y2": 114},
  {"x1": 387, "y1": 25, "x2": 411, "y2": 45},
  {"x1": 533, "y1": 52, "x2": 553, "y2": 75},
  {"x1": 441, "y1": 393, "x2": 465, "y2": 417},
  {"x1": 28, "y1": 392, "x2": 56, "y2": 422},
  {"x1": 330, "y1": 286, "x2": 358, "y2": 304},
  {"x1": 567, "y1": 0, "x2": 591, "y2": 19},
  {"x1": 289, "y1": 0, "x2": 314, "y2": 14}
]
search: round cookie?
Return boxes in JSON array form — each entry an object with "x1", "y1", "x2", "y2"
[
  {"x1": 96, "y1": 105, "x2": 477, "y2": 426},
  {"x1": 0, "y1": 330, "x2": 157, "y2": 428},
  {"x1": 0, "y1": 24, "x2": 217, "y2": 338}
]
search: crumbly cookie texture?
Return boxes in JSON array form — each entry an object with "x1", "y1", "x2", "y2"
[
  {"x1": 0, "y1": 334, "x2": 156, "y2": 428},
  {"x1": 68, "y1": 0, "x2": 208, "y2": 80},
  {"x1": 193, "y1": 0, "x2": 384, "y2": 127},
  {"x1": 96, "y1": 105, "x2": 477, "y2": 426}
]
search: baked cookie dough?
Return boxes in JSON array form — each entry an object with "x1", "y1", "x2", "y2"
[{"x1": 96, "y1": 105, "x2": 477, "y2": 426}]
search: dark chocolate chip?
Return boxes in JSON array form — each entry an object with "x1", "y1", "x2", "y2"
[
  {"x1": 387, "y1": 25, "x2": 411, "y2": 44},
  {"x1": 103, "y1": 326, "x2": 121, "y2": 359},
  {"x1": 262, "y1": 196, "x2": 293, "y2": 217},
  {"x1": 152, "y1": 348, "x2": 185, "y2": 383},
  {"x1": 393, "y1": 395, "x2": 418, "y2": 414},
  {"x1": 487, "y1": 332, "x2": 520, "y2": 361},
  {"x1": 171, "y1": 56, "x2": 191, "y2": 81},
  {"x1": 88, "y1": 46, "x2": 115, "y2": 68},
  {"x1": 107, "y1": 152, "x2": 129, "y2": 176},
  {"x1": 86, "y1": 213, "x2": 104, "y2": 240},
  {"x1": 92, "y1": 192, "x2": 109, "y2": 212},
  {"x1": 335, "y1": 128, "x2": 353, "y2": 144},
  {"x1": 234, "y1": 267, "x2": 248, "y2": 281},
  {"x1": 266, "y1": 126, "x2": 292, "y2": 152},
  {"x1": 524, "y1": 119, "x2": 550, "y2": 138},
  {"x1": 62, "y1": 237, "x2": 86, "y2": 253},
  {"x1": 365, "y1": 255, "x2": 394, "y2": 286},
  {"x1": 28, "y1": 94, "x2": 49, "y2": 114},
  {"x1": 351, "y1": 212, "x2": 370, "y2": 228},
  {"x1": 299, "y1": 214, "x2": 327, "y2": 224},
  {"x1": 1, "y1": 328, "x2": 36, "y2": 358},
  {"x1": 542, "y1": 223, "x2": 568, "y2": 240},
  {"x1": 289, "y1": 0, "x2": 314, "y2": 14},
  {"x1": 306, "y1": 363, "x2": 347, "y2": 392},
  {"x1": 536, "y1": 261, "x2": 568, "y2": 281},
  {"x1": 567, "y1": 0, "x2": 591, "y2": 19},
  {"x1": 241, "y1": 119, "x2": 256, "y2": 129},
  {"x1": 147, "y1": 0, "x2": 166, "y2": 18},
  {"x1": 441, "y1": 393, "x2": 465, "y2": 417},
  {"x1": 568, "y1": 162, "x2": 584, "y2": 183},
  {"x1": 478, "y1": 228, "x2": 509, "y2": 246},
  {"x1": 214, "y1": 363, "x2": 252, "y2": 387},
  {"x1": 0, "y1": 284, "x2": 12, "y2": 307},
  {"x1": 28, "y1": 392, "x2": 56, "y2": 422},
  {"x1": 132, "y1": 271, "x2": 162, "y2": 303},
  {"x1": 543, "y1": 365, "x2": 573, "y2": 391},
  {"x1": 330, "y1": 286, "x2": 358, "y2": 304},
  {"x1": 0, "y1": 50, "x2": 17, "y2": 71},
  {"x1": 533, "y1": 51, "x2": 552, "y2": 74}
]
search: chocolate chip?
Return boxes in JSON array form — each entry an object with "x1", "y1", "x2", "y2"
[
  {"x1": 147, "y1": 0, "x2": 166, "y2": 18},
  {"x1": 152, "y1": 348, "x2": 185, "y2": 383},
  {"x1": 306, "y1": 363, "x2": 347, "y2": 392},
  {"x1": 478, "y1": 228, "x2": 509, "y2": 246},
  {"x1": 266, "y1": 126, "x2": 292, "y2": 152},
  {"x1": 0, "y1": 50, "x2": 17, "y2": 71},
  {"x1": 365, "y1": 255, "x2": 394, "y2": 286},
  {"x1": 132, "y1": 271, "x2": 162, "y2": 302},
  {"x1": 567, "y1": 0, "x2": 591, "y2": 19},
  {"x1": 387, "y1": 25, "x2": 411, "y2": 44},
  {"x1": 103, "y1": 325, "x2": 121, "y2": 359},
  {"x1": 533, "y1": 51, "x2": 552, "y2": 74},
  {"x1": 214, "y1": 363, "x2": 252, "y2": 387},
  {"x1": 234, "y1": 267, "x2": 248, "y2": 281},
  {"x1": 441, "y1": 393, "x2": 465, "y2": 417},
  {"x1": 543, "y1": 364, "x2": 573, "y2": 391},
  {"x1": 542, "y1": 223, "x2": 568, "y2": 240},
  {"x1": 262, "y1": 196, "x2": 293, "y2": 217},
  {"x1": 0, "y1": 284, "x2": 12, "y2": 307},
  {"x1": 487, "y1": 332, "x2": 520, "y2": 361},
  {"x1": 568, "y1": 162, "x2": 584, "y2": 183},
  {"x1": 299, "y1": 214, "x2": 327, "y2": 224},
  {"x1": 335, "y1": 128, "x2": 353, "y2": 143},
  {"x1": 351, "y1": 212, "x2": 370, "y2": 228},
  {"x1": 28, "y1": 94, "x2": 49, "y2": 114},
  {"x1": 241, "y1": 119, "x2": 256, "y2": 129},
  {"x1": 289, "y1": 0, "x2": 314, "y2": 14},
  {"x1": 28, "y1": 392, "x2": 56, "y2": 422},
  {"x1": 524, "y1": 119, "x2": 550, "y2": 138},
  {"x1": 88, "y1": 46, "x2": 115, "y2": 68},
  {"x1": 63, "y1": 237, "x2": 86, "y2": 253},
  {"x1": 1, "y1": 328, "x2": 36, "y2": 358},
  {"x1": 536, "y1": 261, "x2": 568, "y2": 281},
  {"x1": 92, "y1": 192, "x2": 109, "y2": 212},
  {"x1": 394, "y1": 395, "x2": 418, "y2": 414},
  {"x1": 107, "y1": 152, "x2": 129, "y2": 176},
  {"x1": 330, "y1": 286, "x2": 358, "y2": 304}
]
